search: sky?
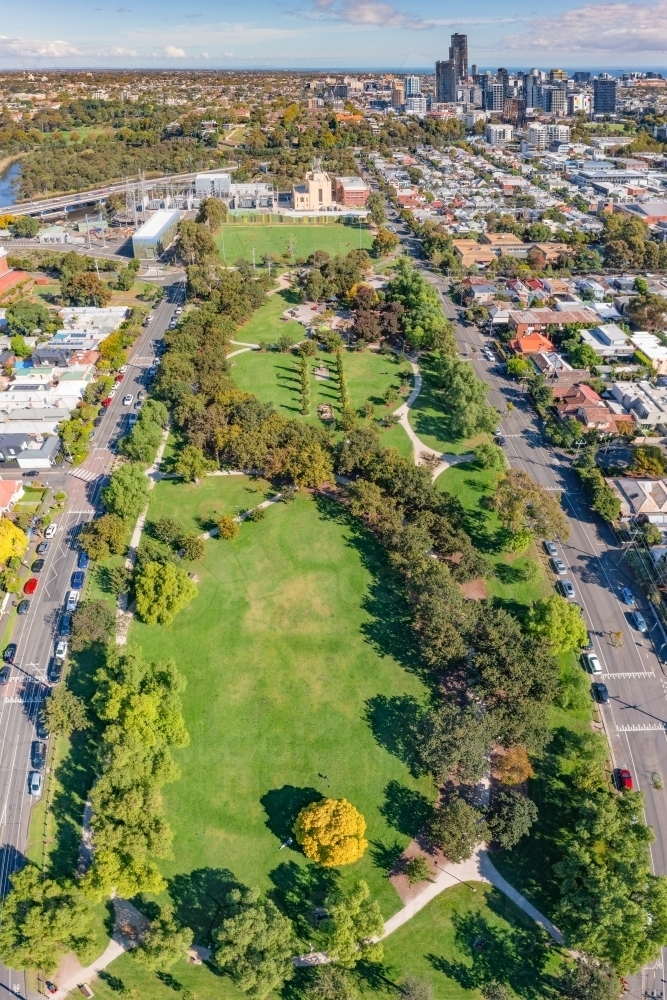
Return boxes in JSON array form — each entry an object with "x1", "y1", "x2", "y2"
[{"x1": 0, "y1": 0, "x2": 666, "y2": 71}]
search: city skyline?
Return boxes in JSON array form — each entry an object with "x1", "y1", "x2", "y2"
[{"x1": 1, "y1": 0, "x2": 667, "y2": 70}]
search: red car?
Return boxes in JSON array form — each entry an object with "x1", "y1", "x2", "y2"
[
  {"x1": 23, "y1": 577, "x2": 38, "y2": 595},
  {"x1": 617, "y1": 768, "x2": 633, "y2": 791},
  {"x1": 101, "y1": 397, "x2": 113, "y2": 407},
  {"x1": 115, "y1": 374, "x2": 124, "y2": 382}
]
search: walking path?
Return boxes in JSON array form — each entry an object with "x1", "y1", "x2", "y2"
[{"x1": 200, "y1": 492, "x2": 284, "y2": 539}]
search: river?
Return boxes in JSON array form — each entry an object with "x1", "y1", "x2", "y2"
[{"x1": 0, "y1": 161, "x2": 21, "y2": 208}]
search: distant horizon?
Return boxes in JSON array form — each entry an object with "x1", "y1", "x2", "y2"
[{"x1": 1, "y1": 65, "x2": 666, "y2": 75}]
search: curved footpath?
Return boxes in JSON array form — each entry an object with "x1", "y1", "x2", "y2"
[{"x1": 48, "y1": 350, "x2": 559, "y2": 997}]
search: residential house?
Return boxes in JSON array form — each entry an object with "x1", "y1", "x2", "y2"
[
  {"x1": 580, "y1": 324, "x2": 633, "y2": 358},
  {"x1": 530, "y1": 242, "x2": 571, "y2": 263},
  {"x1": 531, "y1": 351, "x2": 590, "y2": 385},
  {"x1": 630, "y1": 332, "x2": 667, "y2": 375},
  {"x1": 611, "y1": 478, "x2": 667, "y2": 523},
  {"x1": 552, "y1": 383, "x2": 629, "y2": 432},
  {"x1": 462, "y1": 279, "x2": 498, "y2": 303},
  {"x1": 508, "y1": 307, "x2": 598, "y2": 337},
  {"x1": 509, "y1": 330, "x2": 556, "y2": 355},
  {"x1": 610, "y1": 381, "x2": 667, "y2": 428},
  {"x1": 0, "y1": 432, "x2": 60, "y2": 469},
  {"x1": 0, "y1": 480, "x2": 23, "y2": 512},
  {"x1": 452, "y1": 240, "x2": 496, "y2": 267}
]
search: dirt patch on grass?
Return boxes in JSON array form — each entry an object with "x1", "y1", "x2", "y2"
[
  {"x1": 389, "y1": 838, "x2": 448, "y2": 904},
  {"x1": 458, "y1": 577, "x2": 488, "y2": 600}
]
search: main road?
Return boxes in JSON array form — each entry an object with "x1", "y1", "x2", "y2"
[{"x1": 0, "y1": 283, "x2": 182, "y2": 1000}]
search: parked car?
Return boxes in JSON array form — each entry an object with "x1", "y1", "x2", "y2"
[
  {"x1": 36, "y1": 718, "x2": 49, "y2": 740},
  {"x1": 44, "y1": 523, "x2": 57, "y2": 539},
  {"x1": 58, "y1": 613, "x2": 72, "y2": 637},
  {"x1": 22, "y1": 470, "x2": 39, "y2": 478},
  {"x1": 621, "y1": 587, "x2": 635, "y2": 606},
  {"x1": 631, "y1": 610, "x2": 648, "y2": 633},
  {"x1": 137, "y1": 390, "x2": 146, "y2": 401},
  {"x1": 31, "y1": 558, "x2": 45, "y2": 573},
  {"x1": 592, "y1": 682, "x2": 609, "y2": 703},
  {"x1": 115, "y1": 374, "x2": 124, "y2": 382},
  {"x1": 71, "y1": 570, "x2": 85, "y2": 591},
  {"x1": 102, "y1": 397, "x2": 113, "y2": 408},
  {"x1": 582, "y1": 651, "x2": 602, "y2": 674},
  {"x1": 0, "y1": 665, "x2": 10, "y2": 685},
  {"x1": 77, "y1": 551, "x2": 90, "y2": 570},
  {"x1": 66, "y1": 591, "x2": 79, "y2": 613},
  {"x1": 616, "y1": 768, "x2": 633, "y2": 791},
  {"x1": 48, "y1": 658, "x2": 62, "y2": 684},
  {"x1": 543, "y1": 541, "x2": 558, "y2": 557},
  {"x1": 28, "y1": 771, "x2": 43, "y2": 797},
  {"x1": 558, "y1": 579, "x2": 575, "y2": 599},
  {"x1": 23, "y1": 577, "x2": 38, "y2": 595},
  {"x1": 45, "y1": 983, "x2": 58, "y2": 996},
  {"x1": 119, "y1": 364, "x2": 128, "y2": 374},
  {"x1": 581, "y1": 631, "x2": 594, "y2": 652},
  {"x1": 145, "y1": 313, "x2": 154, "y2": 324},
  {"x1": 17, "y1": 600, "x2": 30, "y2": 615},
  {"x1": 550, "y1": 557, "x2": 567, "y2": 576},
  {"x1": 36, "y1": 541, "x2": 49, "y2": 555},
  {"x1": 31, "y1": 741, "x2": 46, "y2": 769},
  {"x1": 128, "y1": 413, "x2": 138, "y2": 425},
  {"x1": 122, "y1": 394, "x2": 133, "y2": 406},
  {"x1": 3, "y1": 643, "x2": 16, "y2": 663}
]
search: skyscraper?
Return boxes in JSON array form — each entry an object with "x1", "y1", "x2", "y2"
[
  {"x1": 404, "y1": 75, "x2": 421, "y2": 96},
  {"x1": 594, "y1": 75, "x2": 617, "y2": 113},
  {"x1": 435, "y1": 60, "x2": 456, "y2": 102},
  {"x1": 450, "y1": 33, "x2": 468, "y2": 82}
]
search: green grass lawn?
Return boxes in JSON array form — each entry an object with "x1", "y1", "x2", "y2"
[
  {"x1": 233, "y1": 290, "x2": 304, "y2": 347},
  {"x1": 408, "y1": 358, "x2": 490, "y2": 456},
  {"x1": 128, "y1": 480, "x2": 435, "y2": 929},
  {"x1": 216, "y1": 224, "x2": 373, "y2": 264}
]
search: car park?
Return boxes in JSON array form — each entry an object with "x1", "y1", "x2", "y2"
[
  {"x1": 71, "y1": 570, "x2": 85, "y2": 591},
  {"x1": 36, "y1": 541, "x2": 49, "y2": 555},
  {"x1": 631, "y1": 610, "x2": 648, "y2": 633},
  {"x1": 621, "y1": 587, "x2": 635, "y2": 606},
  {"x1": 44, "y1": 523, "x2": 57, "y2": 539},
  {"x1": 66, "y1": 591, "x2": 80, "y2": 613},
  {"x1": 582, "y1": 651, "x2": 602, "y2": 674},
  {"x1": 58, "y1": 614, "x2": 72, "y2": 637},
  {"x1": 31, "y1": 741, "x2": 46, "y2": 769},
  {"x1": 0, "y1": 665, "x2": 10, "y2": 685},
  {"x1": 558, "y1": 579, "x2": 575, "y2": 599},
  {"x1": 77, "y1": 551, "x2": 90, "y2": 570},
  {"x1": 616, "y1": 768, "x2": 633, "y2": 791},
  {"x1": 550, "y1": 557, "x2": 566, "y2": 575},
  {"x1": 543, "y1": 541, "x2": 558, "y2": 557},
  {"x1": 36, "y1": 718, "x2": 49, "y2": 740},
  {"x1": 31, "y1": 558, "x2": 45, "y2": 573},
  {"x1": 17, "y1": 600, "x2": 30, "y2": 615},
  {"x1": 23, "y1": 577, "x2": 38, "y2": 595},
  {"x1": 29, "y1": 771, "x2": 43, "y2": 796},
  {"x1": 122, "y1": 394, "x2": 133, "y2": 406},
  {"x1": 592, "y1": 682, "x2": 609, "y2": 703},
  {"x1": 3, "y1": 643, "x2": 16, "y2": 663},
  {"x1": 48, "y1": 658, "x2": 62, "y2": 684}
]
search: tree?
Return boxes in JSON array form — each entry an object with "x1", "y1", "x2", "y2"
[
  {"x1": 493, "y1": 469, "x2": 570, "y2": 541},
  {"x1": 196, "y1": 197, "x2": 228, "y2": 230},
  {"x1": 404, "y1": 856, "x2": 432, "y2": 885},
  {"x1": 0, "y1": 865, "x2": 94, "y2": 973},
  {"x1": 11, "y1": 215, "x2": 39, "y2": 237},
  {"x1": 214, "y1": 887, "x2": 296, "y2": 999},
  {"x1": 102, "y1": 463, "x2": 149, "y2": 521},
  {"x1": 372, "y1": 228, "x2": 400, "y2": 257},
  {"x1": 566, "y1": 340, "x2": 599, "y2": 370},
  {"x1": 626, "y1": 293, "x2": 667, "y2": 331},
  {"x1": 10, "y1": 335, "x2": 32, "y2": 358},
  {"x1": 79, "y1": 513, "x2": 126, "y2": 560},
  {"x1": 418, "y1": 702, "x2": 493, "y2": 784},
  {"x1": 217, "y1": 514, "x2": 240, "y2": 539},
  {"x1": 487, "y1": 790, "x2": 538, "y2": 849},
  {"x1": 308, "y1": 965, "x2": 359, "y2": 1000},
  {"x1": 134, "y1": 904, "x2": 193, "y2": 972},
  {"x1": 61, "y1": 271, "x2": 112, "y2": 307},
  {"x1": 428, "y1": 797, "x2": 483, "y2": 863},
  {"x1": 71, "y1": 599, "x2": 116, "y2": 651},
  {"x1": 492, "y1": 746, "x2": 534, "y2": 786},
  {"x1": 175, "y1": 445, "x2": 215, "y2": 482},
  {"x1": 42, "y1": 685, "x2": 90, "y2": 737},
  {"x1": 527, "y1": 595, "x2": 588, "y2": 652},
  {"x1": 505, "y1": 357, "x2": 532, "y2": 378},
  {"x1": 633, "y1": 444, "x2": 667, "y2": 476},
  {"x1": 433, "y1": 354, "x2": 498, "y2": 438},
  {"x1": 321, "y1": 881, "x2": 384, "y2": 968},
  {"x1": 474, "y1": 442, "x2": 505, "y2": 471},
  {"x1": 135, "y1": 561, "x2": 198, "y2": 625},
  {"x1": 0, "y1": 519, "x2": 28, "y2": 563},
  {"x1": 180, "y1": 534, "x2": 205, "y2": 560},
  {"x1": 294, "y1": 797, "x2": 368, "y2": 867},
  {"x1": 557, "y1": 958, "x2": 619, "y2": 1000},
  {"x1": 176, "y1": 220, "x2": 217, "y2": 265},
  {"x1": 5, "y1": 299, "x2": 53, "y2": 337},
  {"x1": 0, "y1": 569, "x2": 21, "y2": 594},
  {"x1": 401, "y1": 977, "x2": 433, "y2": 1000},
  {"x1": 366, "y1": 192, "x2": 386, "y2": 227},
  {"x1": 154, "y1": 516, "x2": 182, "y2": 546},
  {"x1": 482, "y1": 985, "x2": 511, "y2": 1000}
]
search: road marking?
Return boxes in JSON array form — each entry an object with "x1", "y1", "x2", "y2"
[
  {"x1": 601, "y1": 671, "x2": 656, "y2": 679},
  {"x1": 68, "y1": 468, "x2": 99, "y2": 482},
  {"x1": 615, "y1": 723, "x2": 666, "y2": 732}
]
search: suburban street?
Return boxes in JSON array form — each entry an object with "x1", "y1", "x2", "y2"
[{"x1": 0, "y1": 282, "x2": 181, "y2": 1000}]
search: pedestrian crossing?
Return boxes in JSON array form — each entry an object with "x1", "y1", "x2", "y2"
[{"x1": 68, "y1": 468, "x2": 99, "y2": 483}]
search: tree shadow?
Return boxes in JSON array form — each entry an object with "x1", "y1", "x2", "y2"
[
  {"x1": 261, "y1": 785, "x2": 322, "y2": 846},
  {"x1": 0, "y1": 844, "x2": 26, "y2": 896},
  {"x1": 98, "y1": 972, "x2": 126, "y2": 993},
  {"x1": 364, "y1": 695, "x2": 425, "y2": 777},
  {"x1": 369, "y1": 839, "x2": 405, "y2": 876},
  {"x1": 167, "y1": 866, "x2": 240, "y2": 946},
  {"x1": 494, "y1": 563, "x2": 531, "y2": 585},
  {"x1": 269, "y1": 859, "x2": 339, "y2": 937},
  {"x1": 380, "y1": 780, "x2": 432, "y2": 837},
  {"x1": 156, "y1": 972, "x2": 185, "y2": 991}
]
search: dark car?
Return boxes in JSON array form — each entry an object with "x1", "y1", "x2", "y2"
[
  {"x1": 58, "y1": 614, "x2": 72, "y2": 637},
  {"x1": 77, "y1": 551, "x2": 90, "y2": 570},
  {"x1": 31, "y1": 558, "x2": 45, "y2": 573},
  {"x1": 592, "y1": 682, "x2": 609, "y2": 704},
  {"x1": 21, "y1": 470, "x2": 38, "y2": 478},
  {"x1": 616, "y1": 768, "x2": 633, "y2": 791},
  {"x1": 17, "y1": 600, "x2": 30, "y2": 615},
  {"x1": 36, "y1": 541, "x2": 49, "y2": 555},
  {"x1": 71, "y1": 570, "x2": 85, "y2": 591},
  {"x1": 621, "y1": 587, "x2": 635, "y2": 606},
  {"x1": 48, "y1": 658, "x2": 62, "y2": 684},
  {"x1": 36, "y1": 718, "x2": 49, "y2": 740},
  {"x1": 31, "y1": 741, "x2": 46, "y2": 769},
  {"x1": 0, "y1": 665, "x2": 10, "y2": 685},
  {"x1": 581, "y1": 631, "x2": 594, "y2": 652},
  {"x1": 3, "y1": 643, "x2": 16, "y2": 663}
]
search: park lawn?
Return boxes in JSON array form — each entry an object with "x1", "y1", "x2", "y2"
[
  {"x1": 232, "y1": 290, "x2": 304, "y2": 348},
  {"x1": 408, "y1": 357, "x2": 490, "y2": 456},
  {"x1": 381, "y1": 420, "x2": 413, "y2": 460},
  {"x1": 128, "y1": 479, "x2": 435, "y2": 925},
  {"x1": 215, "y1": 223, "x2": 373, "y2": 264},
  {"x1": 88, "y1": 950, "x2": 243, "y2": 1000}
]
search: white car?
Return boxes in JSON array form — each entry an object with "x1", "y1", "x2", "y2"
[
  {"x1": 66, "y1": 590, "x2": 80, "y2": 613},
  {"x1": 583, "y1": 652, "x2": 602, "y2": 675},
  {"x1": 119, "y1": 365, "x2": 128, "y2": 374},
  {"x1": 55, "y1": 640, "x2": 68, "y2": 660},
  {"x1": 44, "y1": 523, "x2": 57, "y2": 539},
  {"x1": 29, "y1": 771, "x2": 43, "y2": 797},
  {"x1": 122, "y1": 394, "x2": 133, "y2": 406}
]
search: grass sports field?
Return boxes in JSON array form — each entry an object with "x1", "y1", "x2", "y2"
[
  {"x1": 215, "y1": 223, "x2": 373, "y2": 263},
  {"x1": 128, "y1": 480, "x2": 435, "y2": 922}
]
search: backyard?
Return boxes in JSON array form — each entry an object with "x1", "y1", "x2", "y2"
[{"x1": 215, "y1": 223, "x2": 373, "y2": 264}]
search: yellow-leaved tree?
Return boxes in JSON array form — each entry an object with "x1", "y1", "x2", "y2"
[
  {"x1": 0, "y1": 519, "x2": 28, "y2": 564},
  {"x1": 294, "y1": 797, "x2": 367, "y2": 867}
]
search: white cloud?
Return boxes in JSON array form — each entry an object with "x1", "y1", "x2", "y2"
[
  {"x1": 504, "y1": 0, "x2": 667, "y2": 52},
  {"x1": 106, "y1": 46, "x2": 138, "y2": 56},
  {"x1": 0, "y1": 34, "x2": 82, "y2": 57},
  {"x1": 162, "y1": 44, "x2": 186, "y2": 57},
  {"x1": 201, "y1": 51, "x2": 210, "y2": 58},
  {"x1": 302, "y1": 0, "x2": 429, "y2": 28}
]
